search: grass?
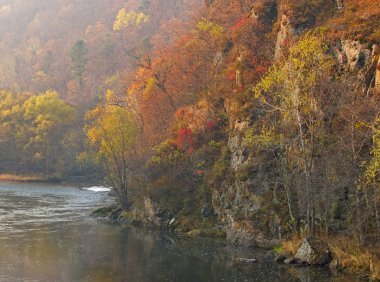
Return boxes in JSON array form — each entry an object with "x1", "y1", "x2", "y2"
[
  {"x1": 280, "y1": 234, "x2": 380, "y2": 281},
  {"x1": 328, "y1": 236, "x2": 380, "y2": 281},
  {"x1": 281, "y1": 234, "x2": 303, "y2": 256},
  {"x1": 0, "y1": 173, "x2": 57, "y2": 182}
]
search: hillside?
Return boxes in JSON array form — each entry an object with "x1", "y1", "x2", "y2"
[
  {"x1": 0, "y1": 0, "x2": 199, "y2": 104},
  {"x1": 1, "y1": 0, "x2": 380, "y2": 279}
]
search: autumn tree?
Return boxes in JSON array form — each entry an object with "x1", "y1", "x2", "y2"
[
  {"x1": 19, "y1": 91, "x2": 76, "y2": 176},
  {"x1": 85, "y1": 91, "x2": 137, "y2": 210},
  {"x1": 361, "y1": 115, "x2": 380, "y2": 237},
  {"x1": 0, "y1": 90, "x2": 77, "y2": 177},
  {"x1": 253, "y1": 29, "x2": 333, "y2": 234}
]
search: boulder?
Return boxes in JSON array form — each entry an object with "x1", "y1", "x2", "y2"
[{"x1": 295, "y1": 237, "x2": 332, "y2": 266}]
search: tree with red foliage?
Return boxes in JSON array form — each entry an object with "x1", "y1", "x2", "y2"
[{"x1": 177, "y1": 128, "x2": 195, "y2": 154}]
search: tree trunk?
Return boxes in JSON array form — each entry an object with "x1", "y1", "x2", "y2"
[
  {"x1": 373, "y1": 183, "x2": 380, "y2": 236},
  {"x1": 356, "y1": 189, "x2": 366, "y2": 245}
]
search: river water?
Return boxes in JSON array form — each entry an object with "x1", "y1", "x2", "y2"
[{"x1": 0, "y1": 182, "x2": 359, "y2": 282}]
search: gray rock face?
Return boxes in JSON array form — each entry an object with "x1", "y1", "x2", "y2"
[
  {"x1": 341, "y1": 40, "x2": 371, "y2": 71},
  {"x1": 211, "y1": 102, "x2": 277, "y2": 243},
  {"x1": 274, "y1": 15, "x2": 295, "y2": 60},
  {"x1": 228, "y1": 120, "x2": 249, "y2": 171},
  {"x1": 226, "y1": 221, "x2": 279, "y2": 248},
  {"x1": 226, "y1": 221, "x2": 258, "y2": 247},
  {"x1": 295, "y1": 237, "x2": 332, "y2": 266},
  {"x1": 333, "y1": 40, "x2": 380, "y2": 94},
  {"x1": 143, "y1": 197, "x2": 172, "y2": 229}
]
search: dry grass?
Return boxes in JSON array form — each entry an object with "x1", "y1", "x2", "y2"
[
  {"x1": 281, "y1": 234, "x2": 380, "y2": 281},
  {"x1": 329, "y1": 236, "x2": 380, "y2": 281},
  {"x1": 0, "y1": 174, "x2": 49, "y2": 182},
  {"x1": 281, "y1": 234, "x2": 303, "y2": 256}
]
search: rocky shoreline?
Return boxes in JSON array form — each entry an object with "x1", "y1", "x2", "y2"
[{"x1": 91, "y1": 206, "x2": 372, "y2": 281}]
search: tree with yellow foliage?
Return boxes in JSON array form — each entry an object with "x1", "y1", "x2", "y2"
[
  {"x1": 254, "y1": 29, "x2": 333, "y2": 235},
  {"x1": 113, "y1": 9, "x2": 149, "y2": 31},
  {"x1": 85, "y1": 90, "x2": 137, "y2": 210}
]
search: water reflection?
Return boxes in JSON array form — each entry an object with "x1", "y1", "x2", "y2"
[{"x1": 0, "y1": 182, "x2": 359, "y2": 282}]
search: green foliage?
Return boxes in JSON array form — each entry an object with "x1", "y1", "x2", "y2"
[
  {"x1": 41, "y1": 51, "x2": 54, "y2": 74},
  {"x1": 273, "y1": 245, "x2": 283, "y2": 254},
  {"x1": 148, "y1": 139, "x2": 188, "y2": 168},
  {"x1": 244, "y1": 126, "x2": 284, "y2": 151},
  {"x1": 70, "y1": 40, "x2": 87, "y2": 84},
  {"x1": 100, "y1": 35, "x2": 114, "y2": 59}
]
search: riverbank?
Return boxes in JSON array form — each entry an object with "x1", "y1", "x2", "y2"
[
  {"x1": 0, "y1": 173, "x2": 104, "y2": 187},
  {"x1": 92, "y1": 206, "x2": 380, "y2": 281},
  {"x1": 0, "y1": 174, "x2": 60, "y2": 183},
  {"x1": 281, "y1": 235, "x2": 380, "y2": 281}
]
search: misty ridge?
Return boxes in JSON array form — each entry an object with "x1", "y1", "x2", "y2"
[
  {"x1": 0, "y1": 1, "x2": 380, "y2": 280},
  {"x1": 0, "y1": 0, "x2": 199, "y2": 104}
]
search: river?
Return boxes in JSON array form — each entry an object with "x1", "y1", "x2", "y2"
[{"x1": 0, "y1": 181, "x2": 359, "y2": 282}]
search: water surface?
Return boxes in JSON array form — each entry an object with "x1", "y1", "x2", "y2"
[{"x1": 0, "y1": 182, "x2": 358, "y2": 282}]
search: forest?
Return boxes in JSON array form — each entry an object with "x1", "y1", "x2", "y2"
[{"x1": 1, "y1": 0, "x2": 380, "y2": 279}]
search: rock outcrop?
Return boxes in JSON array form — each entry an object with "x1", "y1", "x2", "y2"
[
  {"x1": 334, "y1": 41, "x2": 380, "y2": 94},
  {"x1": 340, "y1": 40, "x2": 371, "y2": 72},
  {"x1": 294, "y1": 237, "x2": 332, "y2": 266},
  {"x1": 226, "y1": 220, "x2": 279, "y2": 248},
  {"x1": 274, "y1": 14, "x2": 295, "y2": 60},
  {"x1": 228, "y1": 119, "x2": 249, "y2": 171},
  {"x1": 250, "y1": 0, "x2": 277, "y2": 25},
  {"x1": 143, "y1": 197, "x2": 173, "y2": 229}
]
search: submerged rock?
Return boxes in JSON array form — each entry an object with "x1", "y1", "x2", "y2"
[
  {"x1": 294, "y1": 237, "x2": 332, "y2": 266},
  {"x1": 284, "y1": 257, "x2": 299, "y2": 265},
  {"x1": 274, "y1": 255, "x2": 287, "y2": 263},
  {"x1": 235, "y1": 258, "x2": 257, "y2": 264}
]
